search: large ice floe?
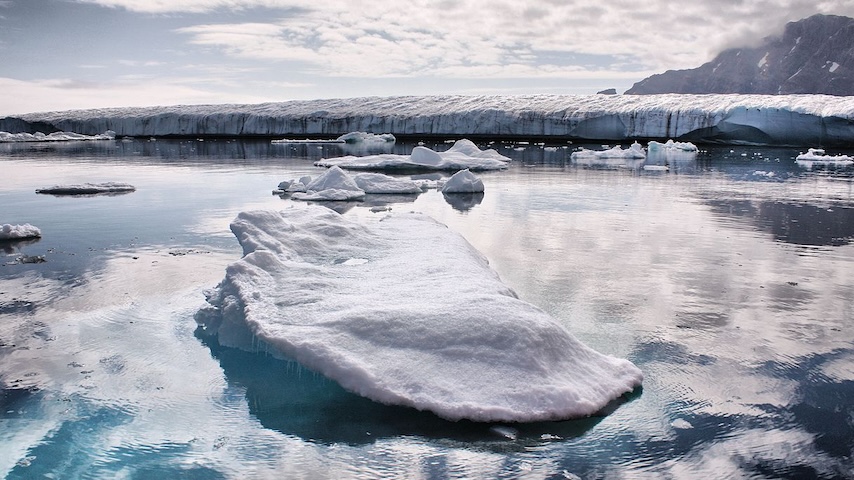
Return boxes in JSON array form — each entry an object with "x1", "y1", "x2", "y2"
[
  {"x1": 316, "y1": 139, "x2": 509, "y2": 171},
  {"x1": 35, "y1": 182, "x2": 136, "y2": 195},
  {"x1": 0, "y1": 224, "x2": 41, "y2": 241},
  {"x1": 196, "y1": 207, "x2": 643, "y2": 422},
  {"x1": 795, "y1": 148, "x2": 854, "y2": 168},
  {"x1": 570, "y1": 142, "x2": 647, "y2": 160},
  {"x1": 441, "y1": 169, "x2": 485, "y2": 193},
  {"x1": 5, "y1": 94, "x2": 854, "y2": 146},
  {"x1": 0, "y1": 130, "x2": 115, "y2": 142}
]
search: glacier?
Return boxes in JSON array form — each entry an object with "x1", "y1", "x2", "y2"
[
  {"x1": 195, "y1": 207, "x2": 643, "y2": 422},
  {"x1": 2, "y1": 94, "x2": 854, "y2": 146}
]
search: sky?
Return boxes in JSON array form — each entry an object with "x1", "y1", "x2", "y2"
[{"x1": 1, "y1": 0, "x2": 853, "y2": 115}]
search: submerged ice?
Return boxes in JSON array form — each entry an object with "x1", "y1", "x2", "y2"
[{"x1": 196, "y1": 207, "x2": 642, "y2": 422}]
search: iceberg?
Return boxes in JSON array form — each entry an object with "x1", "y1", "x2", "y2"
[
  {"x1": 279, "y1": 167, "x2": 423, "y2": 201},
  {"x1": 316, "y1": 139, "x2": 509, "y2": 171},
  {"x1": 271, "y1": 131, "x2": 395, "y2": 145},
  {"x1": 0, "y1": 130, "x2": 115, "y2": 142},
  {"x1": 35, "y1": 182, "x2": 136, "y2": 195},
  {"x1": 441, "y1": 169, "x2": 485, "y2": 193},
  {"x1": 795, "y1": 148, "x2": 854, "y2": 168},
  {"x1": 196, "y1": 207, "x2": 642, "y2": 422},
  {"x1": 571, "y1": 142, "x2": 646, "y2": 160},
  {"x1": 5, "y1": 94, "x2": 854, "y2": 146},
  {"x1": 647, "y1": 139, "x2": 698, "y2": 152},
  {"x1": 0, "y1": 224, "x2": 41, "y2": 241}
]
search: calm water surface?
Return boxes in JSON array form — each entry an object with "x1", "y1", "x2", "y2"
[{"x1": 1, "y1": 139, "x2": 853, "y2": 479}]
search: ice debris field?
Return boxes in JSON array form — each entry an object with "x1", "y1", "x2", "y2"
[
  {"x1": 195, "y1": 207, "x2": 643, "y2": 422},
  {"x1": 4, "y1": 94, "x2": 854, "y2": 146},
  {"x1": 315, "y1": 139, "x2": 510, "y2": 171}
]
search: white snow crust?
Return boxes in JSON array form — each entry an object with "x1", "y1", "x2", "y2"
[
  {"x1": 0, "y1": 224, "x2": 41, "y2": 241},
  {"x1": 441, "y1": 169, "x2": 485, "y2": 193},
  {"x1": 34, "y1": 182, "x2": 136, "y2": 195},
  {"x1": 196, "y1": 207, "x2": 643, "y2": 422},
  {"x1": 316, "y1": 139, "x2": 509, "y2": 171},
  {"x1": 0, "y1": 130, "x2": 115, "y2": 142},
  {"x1": 8, "y1": 94, "x2": 854, "y2": 146}
]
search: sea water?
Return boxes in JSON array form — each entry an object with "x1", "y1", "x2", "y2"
[{"x1": 1, "y1": 139, "x2": 853, "y2": 479}]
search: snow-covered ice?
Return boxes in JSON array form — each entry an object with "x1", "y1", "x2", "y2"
[
  {"x1": 0, "y1": 224, "x2": 41, "y2": 241},
  {"x1": 647, "y1": 139, "x2": 698, "y2": 152},
  {"x1": 571, "y1": 142, "x2": 646, "y2": 160},
  {"x1": 6, "y1": 94, "x2": 854, "y2": 146},
  {"x1": 279, "y1": 167, "x2": 423, "y2": 201},
  {"x1": 441, "y1": 169, "x2": 485, "y2": 193},
  {"x1": 316, "y1": 139, "x2": 509, "y2": 171},
  {"x1": 0, "y1": 130, "x2": 115, "y2": 142},
  {"x1": 795, "y1": 148, "x2": 854, "y2": 168},
  {"x1": 35, "y1": 182, "x2": 136, "y2": 195},
  {"x1": 196, "y1": 207, "x2": 642, "y2": 422},
  {"x1": 272, "y1": 131, "x2": 395, "y2": 145}
]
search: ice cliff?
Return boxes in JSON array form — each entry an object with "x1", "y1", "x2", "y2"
[{"x1": 2, "y1": 94, "x2": 854, "y2": 146}]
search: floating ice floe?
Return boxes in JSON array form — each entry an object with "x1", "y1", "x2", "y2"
[
  {"x1": 795, "y1": 148, "x2": 854, "y2": 168},
  {"x1": 35, "y1": 182, "x2": 136, "y2": 195},
  {"x1": 272, "y1": 131, "x2": 395, "y2": 145},
  {"x1": 0, "y1": 130, "x2": 115, "y2": 142},
  {"x1": 571, "y1": 142, "x2": 646, "y2": 160},
  {"x1": 196, "y1": 207, "x2": 643, "y2": 422},
  {"x1": 0, "y1": 224, "x2": 41, "y2": 241},
  {"x1": 315, "y1": 139, "x2": 509, "y2": 171},
  {"x1": 647, "y1": 139, "x2": 698, "y2": 152},
  {"x1": 441, "y1": 169, "x2": 484, "y2": 193},
  {"x1": 279, "y1": 167, "x2": 423, "y2": 201}
]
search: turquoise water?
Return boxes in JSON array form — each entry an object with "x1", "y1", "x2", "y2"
[{"x1": 2, "y1": 139, "x2": 854, "y2": 479}]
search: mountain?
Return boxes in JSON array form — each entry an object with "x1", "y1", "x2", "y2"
[{"x1": 625, "y1": 14, "x2": 854, "y2": 96}]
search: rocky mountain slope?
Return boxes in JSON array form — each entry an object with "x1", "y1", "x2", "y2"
[{"x1": 626, "y1": 14, "x2": 854, "y2": 96}]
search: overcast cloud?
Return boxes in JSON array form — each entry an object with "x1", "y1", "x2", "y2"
[{"x1": 1, "y1": 0, "x2": 853, "y2": 114}]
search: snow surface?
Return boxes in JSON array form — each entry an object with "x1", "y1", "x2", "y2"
[
  {"x1": 34, "y1": 182, "x2": 136, "y2": 195},
  {"x1": 571, "y1": 142, "x2": 646, "y2": 160},
  {"x1": 8, "y1": 94, "x2": 854, "y2": 146},
  {"x1": 316, "y1": 139, "x2": 509, "y2": 171},
  {"x1": 282, "y1": 166, "x2": 423, "y2": 201},
  {"x1": 0, "y1": 224, "x2": 41, "y2": 241},
  {"x1": 441, "y1": 169, "x2": 485, "y2": 193},
  {"x1": 795, "y1": 148, "x2": 854, "y2": 168},
  {"x1": 195, "y1": 207, "x2": 642, "y2": 422},
  {"x1": 0, "y1": 130, "x2": 115, "y2": 142}
]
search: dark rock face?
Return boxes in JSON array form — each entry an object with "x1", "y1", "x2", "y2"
[{"x1": 626, "y1": 14, "x2": 854, "y2": 96}]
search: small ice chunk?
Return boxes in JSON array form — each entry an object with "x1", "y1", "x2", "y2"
[
  {"x1": 0, "y1": 224, "x2": 42, "y2": 241},
  {"x1": 352, "y1": 173, "x2": 422, "y2": 194},
  {"x1": 671, "y1": 418, "x2": 694, "y2": 429},
  {"x1": 335, "y1": 132, "x2": 396, "y2": 144},
  {"x1": 795, "y1": 148, "x2": 854, "y2": 168},
  {"x1": 441, "y1": 169, "x2": 484, "y2": 193},
  {"x1": 291, "y1": 166, "x2": 365, "y2": 201},
  {"x1": 490, "y1": 425, "x2": 518, "y2": 440},
  {"x1": 647, "y1": 139, "x2": 698, "y2": 152}
]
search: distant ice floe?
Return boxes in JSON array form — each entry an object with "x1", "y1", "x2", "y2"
[
  {"x1": 35, "y1": 182, "x2": 136, "y2": 195},
  {"x1": 647, "y1": 139, "x2": 698, "y2": 152},
  {"x1": 795, "y1": 148, "x2": 854, "y2": 169},
  {"x1": 316, "y1": 139, "x2": 509, "y2": 171},
  {"x1": 272, "y1": 131, "x2": 395, "y2": 145},
  {"x1": 0, "y1": 224, "x2": 41, "y2": 241},
  {"x1": 0, "y1": 130, "x2": 115, "y2": 142},
  {"x1": 196, "y1": 207, "x2": 642, "y2": 422},
  {"x1": 571, "y1": 142, "x2": 647, "y2": 161},
  {"x1": 277, "y1": 166, "x2": 424, "y2": 201}
]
